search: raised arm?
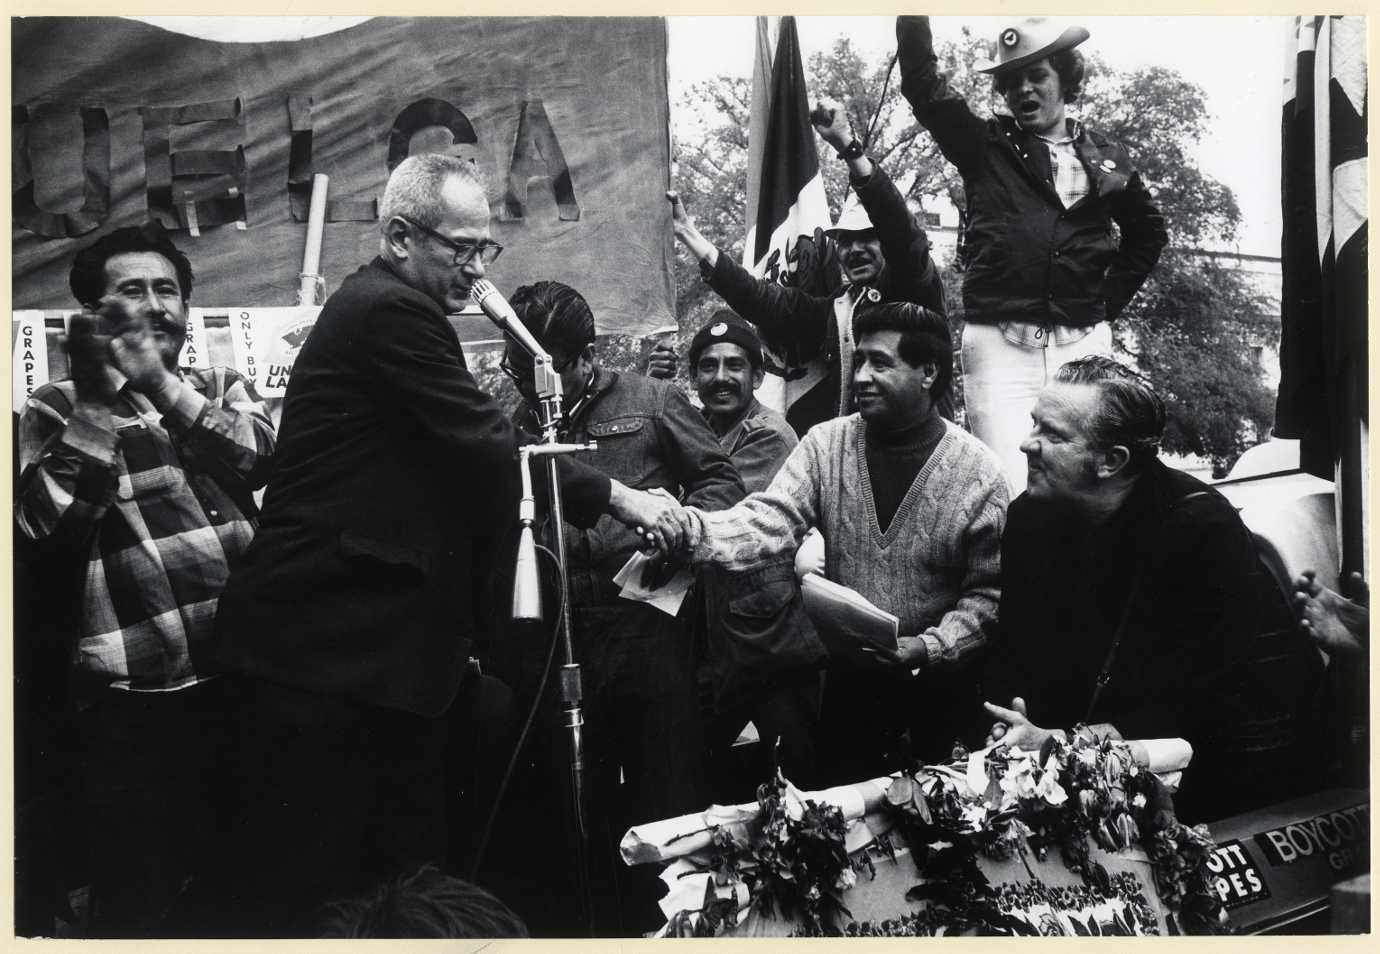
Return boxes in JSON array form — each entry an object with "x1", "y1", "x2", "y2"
[
  {"x1": 667, "y1": 191, "x2": 831, "y2": 355},
  {"x1": 895, "y1": 16, "x2": 990, "y2": 175}
]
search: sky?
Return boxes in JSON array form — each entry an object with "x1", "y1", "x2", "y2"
[{"x1": 134, "y1": 14, "x2": 1291, "y2": 257}]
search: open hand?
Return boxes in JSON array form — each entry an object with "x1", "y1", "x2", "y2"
[
  {"x1": 666, "y1": 190, "x2": 694, "y2": 235},
  {"x1": 984, "y1": 696, "x2": 1059, "y2": 751}
]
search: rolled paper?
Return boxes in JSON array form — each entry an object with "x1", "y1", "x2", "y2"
[
  {"x1": 621, "y1": 775, "x2": 893, "y2": 866},
  {"x1": 1137, "y1": 738, "x2": 1193, "y2": 774}
]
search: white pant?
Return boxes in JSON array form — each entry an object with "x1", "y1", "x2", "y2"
[{"x1": 961, "y1": 320, "x2": 1115, "y2": 495}]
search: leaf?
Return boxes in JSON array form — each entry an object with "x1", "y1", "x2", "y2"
[
  {"x1": 1069, "y1": 915, "x2": 1090, "y2": 937},
  {"x1": 1090, "y1": 860, "x2": 1113, "y2": 896},
  {"x1": 1085, "y1": 914, "x2": 1101, "y2": 936},
  {"x1": 1038, "y1": 732, "x2": 1059, "y2": 768}
]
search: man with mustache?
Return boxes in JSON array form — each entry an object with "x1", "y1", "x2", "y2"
[
  {"x1": 667, "y1": 101, "x2": 947, "y2": 436},
  {"x1": 649, "y1": 301, "x2": 1008, "y2": 784},
  {"x1": 897, "y1": 16, "x2": 1167, "y2": 492},
  {"x1": 15, "y1": 223, "x2": 277, "y2": 935},
  {"x1": 687, "y1": 310, "x2": 825, "y2": 796}
]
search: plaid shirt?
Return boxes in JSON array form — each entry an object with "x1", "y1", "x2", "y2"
[
  {"x1": 16, "y1": 367, "x2": 275, "y2": 700},
  {"x1": 1037, "y1": 131, "x2": 1091, "y2": 210}
]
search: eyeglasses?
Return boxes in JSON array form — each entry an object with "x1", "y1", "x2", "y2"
[
  {"x1": 401, "y1": 216, "x2": 504, "y2": 267},
  {"x1": 500, "y1": 350, "x2": 578, "y2": 385}
]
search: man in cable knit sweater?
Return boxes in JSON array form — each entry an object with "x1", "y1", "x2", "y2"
[{"x1": 652, "y1": 301, "x2": 1009, "y2": 783}]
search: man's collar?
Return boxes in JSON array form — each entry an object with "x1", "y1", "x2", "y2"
[
  {"x1": 703, "y1": 397, "x2": 761, "y2": 437},
  {"x1": 1034, "y1": 118, "x2": 1081, "y2": 145}
]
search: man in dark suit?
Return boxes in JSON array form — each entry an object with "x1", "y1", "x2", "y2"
[{"x1": 203, "y1": 154, "x2": 670, "y2": 936}]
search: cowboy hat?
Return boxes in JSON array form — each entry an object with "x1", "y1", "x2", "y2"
[
  {"x1": 826, "y1": 192, "x2": 875, "y2": 237},
  {"x1": 975, "y1": 17, "x2": 1089, "y2": 75}
]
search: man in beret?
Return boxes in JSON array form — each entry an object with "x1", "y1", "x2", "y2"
[
  {"x1": 689, "y1": 310, "x2": 799, "y2": 494},
  {"x1": 687, "y1": 310, "x2": 825, "y2": 796},
  {"x1": 896, "y1": 16, "x2": 1167, "y2": 492}
]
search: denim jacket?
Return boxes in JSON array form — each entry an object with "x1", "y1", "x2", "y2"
[{"x1": 517, "y1": 367, "x2": 743, "y2": 598}]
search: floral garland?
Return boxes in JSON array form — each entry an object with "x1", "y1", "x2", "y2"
[
  {"x1": 664, "y1": 771, "x2": 861, "y2": 937},
  {"x1": 662, "y1": 733, "x2": 1229, "y2": 938},
  {"x1": 875, "y1": 733, "x2": 1229, "y2": 936}
]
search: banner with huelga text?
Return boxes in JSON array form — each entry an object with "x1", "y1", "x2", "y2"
[{"x1": 12, "y1": 17, "x2": 674, "y2": 337}]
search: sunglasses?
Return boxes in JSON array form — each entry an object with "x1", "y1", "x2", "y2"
[{"x1": 401, "y1": 216, "x2": 504, "y2": 266}]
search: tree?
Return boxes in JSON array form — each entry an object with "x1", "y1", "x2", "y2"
[
  {"x1": 671, "y1": 28, "x2": 1278, "y2": 473},
  {"x1": 1077, "y1": 62, "x2": 1276, "y2": 473}
]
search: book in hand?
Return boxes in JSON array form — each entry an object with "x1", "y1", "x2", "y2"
[{"x1": 799, "y1": 572, "x2": 899, "y2": 664}]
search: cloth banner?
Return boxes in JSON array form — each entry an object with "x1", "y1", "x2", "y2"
[
  {"x1": 12, "y1": 16, "x2": 674, "y2": 337},
  {"x1": 1274, "y1": 15, "x2": 1368, "y2": 574}
]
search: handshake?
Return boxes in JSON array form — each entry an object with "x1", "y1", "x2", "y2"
[{"x1": 607, "y1": 483, "x2": 697, "y2": 559}]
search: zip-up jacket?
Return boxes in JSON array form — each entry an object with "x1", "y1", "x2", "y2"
[{"x1": 897, "y1": 16, "x2": 1167, "y2": 328}]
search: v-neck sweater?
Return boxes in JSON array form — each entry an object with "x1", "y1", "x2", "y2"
[
  {"x1": 864, "y1": 410, "x2": 947, "y2": 534},
  {"x1": 689, "y1": 414, "x2": 1009, "y2": 668}
]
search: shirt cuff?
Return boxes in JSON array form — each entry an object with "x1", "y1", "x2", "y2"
[
  {"x1": 62, "y1": 404, "x2": 118, "y2": 462},
  {"x1": 918, "y1": 630, "x2": 945, "y2": 668},
  {"x1": 159, "y1": 379, "x2": 209, "y2": 433},
  {"x1": 685, "y1": 507, "x2": 712, "y2": 565}
]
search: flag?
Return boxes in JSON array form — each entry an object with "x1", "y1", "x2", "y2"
[
  {"x1": 740, "y1": 16, "x2": 833, "y2": 414},
  {"x1": 1274, "y1": 15, "x2": 1368, "y2": 575}
]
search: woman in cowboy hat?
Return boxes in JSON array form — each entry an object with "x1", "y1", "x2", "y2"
[{"x1": 896, "y1": 16, "x2": 1168, "y2": 494}]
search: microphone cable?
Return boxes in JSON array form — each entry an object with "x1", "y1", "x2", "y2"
[{"x1": 468, "y1": 541, "x2": 567, "y2": 880}]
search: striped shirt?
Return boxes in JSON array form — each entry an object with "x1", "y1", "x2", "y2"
[{"x1": 16, "y1": 367, "x2": 275, "y2": 700}]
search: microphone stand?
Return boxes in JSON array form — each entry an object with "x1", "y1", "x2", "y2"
[{"x1": 510, "y1": 349, "x2": 598, "y2": 935}]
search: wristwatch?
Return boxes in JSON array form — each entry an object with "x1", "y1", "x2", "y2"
[{"x1": 837, "y1": 138, "x2": 865, "y2": 161}]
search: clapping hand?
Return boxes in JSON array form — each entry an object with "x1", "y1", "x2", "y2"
[
  {"x1": 105, "y1": 305, "x2": 176, "y2": 397},
  {"x1": 64, "y1": 311, "x2": 116, "y2": 404}
]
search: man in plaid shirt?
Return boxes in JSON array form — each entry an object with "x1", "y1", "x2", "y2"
[{"x1": 15, "y1": 223, "x2": 276, "y2": 935}]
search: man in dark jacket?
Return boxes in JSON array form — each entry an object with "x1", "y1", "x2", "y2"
[
  {"x1": 685, "y1": 311, "x2": 824, "y2": 798},
  {"x1": 983, "y1": 357, "x2": 1320, "y2": 823},
  {"x1": 500, "y1": 280, "x2": 743, "y2": 934},
  {"x1": 667, "y1": 101, "x2": 946, "y2": 436},
  {"x1": 204, "y1": 155, "x2": 672, "y2": 936},
  {"x1": 897, "y1": 16, "x2": 1168, "y2": 491}
]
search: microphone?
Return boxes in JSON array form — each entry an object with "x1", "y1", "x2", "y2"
[
  {"x1": 511, "y1": 523, "x2": 543, "y2": 621},
  {"x1": 471, "y1": 278, "x2": 548, "y2": 361}
]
